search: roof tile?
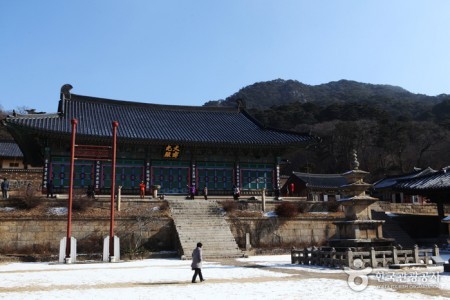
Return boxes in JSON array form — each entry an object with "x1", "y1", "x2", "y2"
[{"x1": 5, "y1": 93, "x2": 317, "y2": 146}]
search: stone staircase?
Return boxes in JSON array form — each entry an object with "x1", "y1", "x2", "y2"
[
  {"x1": 168, "y1": 199, "x2": 243, "y2": 259},
  {"x1": 372, "y1": 210, "x2": 417, "y2": 248}
]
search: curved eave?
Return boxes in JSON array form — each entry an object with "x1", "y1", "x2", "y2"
[
  {"x1": 307, "y1": 185, "x2": 342, "y2": 189},
  {"x1": 394, "y1": 186, "x2": 450, "y2": 194},
  {"x1": 5, "y1": 122, "x2": 317, "y2": 148}
]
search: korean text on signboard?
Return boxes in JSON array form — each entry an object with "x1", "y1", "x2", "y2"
[{"x1": 163, "y1": 145, "x2": 180, "y2": 159}]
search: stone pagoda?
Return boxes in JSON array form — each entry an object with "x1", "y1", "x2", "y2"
[{"x1": 328, "y1": 150, "x2": 394, "y2": 249}]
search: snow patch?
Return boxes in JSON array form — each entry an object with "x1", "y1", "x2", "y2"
[
  {"x1": 0, "y1": 207, "x2": 16, "y2": 212},
  {"x1": 47, "y1": 207, "x2": 68, "y2": 215}
]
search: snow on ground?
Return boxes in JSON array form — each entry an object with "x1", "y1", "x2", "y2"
[
  {"x1": 0, "y1": 207, "x2": 15, "y2": 212},
  {"x1": 46, "y1": 207, "x2": 67, "y2": 215},
  {"x1": 0, "y1": 255, "x2": 449, "y2": 299}
]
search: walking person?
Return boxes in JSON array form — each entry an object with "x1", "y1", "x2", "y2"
[
  {"x1": 26, "y1": 183, "x2": 33, "y2": 197},
  {"x1": 190, "y1": 185, "x2": 196, "y2": 200},
  {"x1": 1, "y1": 178, "x2": 9, "y2": 199},
  {"x1": 274, "y1": 186, "x2": 280, "y2": 200},
  {"x1": 47, "y1": 180, "x2": 54, "y2": 198},
  {"x1": 139, "y1": 181, "x2": 146, "y2": 199},
  {"x1": 233, "y1": 185, "x2": 240, "y2": 200},
  {"x1": 191, "y1": 242, "x2": 204, "y2": 283},
  {"x1": 86, "y1": 185, "x2": 95, "y2": 198},
  {"x1": 203, "y1": 186, "x2": 208, "y2": 200}
]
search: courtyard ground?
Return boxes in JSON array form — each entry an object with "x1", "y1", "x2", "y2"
[{"x1": 0, "y1": 255, "x2": 449, "y2": 299}]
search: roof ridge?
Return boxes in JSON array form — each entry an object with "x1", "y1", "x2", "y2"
[
  {"x1": 6, "y1": 113, "x2": 61, "y2": 119},
  {"x1": 70, "y1": 93, "x2": 238, "y2": 112},
  {"x1": 293, "y1": 171, "x2": 344, "y2": 177}
]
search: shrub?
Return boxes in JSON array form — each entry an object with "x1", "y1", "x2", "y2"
[
  {"x1": 221, "y1": 200, "x2": 238, "y2": 213},
  {"x1": 275, "y1": 202, "x2": 298, "y2": 218},
  {"x1": 326, "y1": 200, "x2": 341, "y2": 212},
  {"x1": 237, "y1": 200, "x2": 249, "y2": 210},
  {"x1": 77, "y1": 234, "x2": 103, "y2": 254},
  {"x1": 14, "y1": 183, "x2": 41, "y2": 210},
  {"x1": 297, "y1": 201, "x2": 309, "y2": 213},
  {"x1": 159, "y1": 200, "x2": 169, "y2": 211},
  {"x1": 72, "y1": 197, "x2": 94, "y2": 211},
  {"x1": 15, "y1": 197, "x2": 40, "y2": 210}
]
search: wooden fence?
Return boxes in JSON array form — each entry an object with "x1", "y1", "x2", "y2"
[{"x1": 291, "y1": 245, "x2": 441, "y2": 269}]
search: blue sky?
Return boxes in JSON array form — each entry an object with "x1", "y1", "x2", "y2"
[{"x1": 1, "y1": 1, "x2": 450, "y2": 113}]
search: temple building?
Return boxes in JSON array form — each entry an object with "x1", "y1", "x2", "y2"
[
  {"x1": 0, "y1": 140, "x2": 24, "y2": 169},
  {"x1": 372, "y1": 167, "x2": 436, "y2": 204},
  {"x1": 3, "y1": 85, "x2": 318, "y2": 196},
  {"x1": 281, "y1": 171, "x2": 348, "y2": 201}
]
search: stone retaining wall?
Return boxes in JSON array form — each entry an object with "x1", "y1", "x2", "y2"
[
  {"x1": 0, "y1": 217, "x2": 175, "y2": 254},
  {"x1": 0, "y1": 214, "x2": 340, "y2": 257},
  {"x1": 226, "y1": 216, "x2": 339, "y2": 248},
  {"x1": 378, "y1": 201, "x2": 450, "y2": 216}
]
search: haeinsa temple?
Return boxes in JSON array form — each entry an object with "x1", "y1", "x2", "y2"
[{"x1": 3, "y1": 84, "x2": 318, "y2": 196}]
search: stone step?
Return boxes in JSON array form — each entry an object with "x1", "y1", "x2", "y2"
[
  {"x1": 179, "y1": 240, "x2": 238, "y2": 244},
  {"x1": 171, "y1": 210, "x2": 222, "y2": 213},
  {"x1": 176, "y1": 230, "x2": 233, "y2": 234},
  {"x1": 372, "y1": 211, "x2": 416, "y2": 248},
  {"x1": 183, "y1": 248, "x2": 241, "y2": 254},
  {"x1": 176, "y1": 231, "x2": 235, "y2": 236},
  {"x1": 168, "y1": 199, "x2": 242, "y2": 258},
  {"x1": 173, "y1": 220, "x2": 228, "y2": 223},
  {"x1": 176, "y1": 229, "x2": 231, "y2": 232},
  {"x1": 176, "y1": 233, "x2": 236, "y2": 239},
  {"x1": 174, "y1": 225, "x2": 229, "y2": 229},
  {"x1": 176, "y1": 228, "x2": 232, "y2": 232},
  {"x1": 180, "y1": 245, "x2": 240, "y2": 250},
  {"x1": 176, "y1": 227, "x2": 231, "y2": 230}
]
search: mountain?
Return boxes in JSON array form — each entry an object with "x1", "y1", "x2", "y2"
[
  {"x1": 204, "y1": 79, "x2": 450, "y2": 177},
  {"x1": 203, "y1": 79, "x2": 449, "y2": 119}
]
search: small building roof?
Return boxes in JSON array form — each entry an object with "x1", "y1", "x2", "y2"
[
  {"x1": 393, "y1": 167, "x2": 450, "y2": 192},
  {"x1": 291, "y1": 172, "x2": 348, "y2": 189},
  {"x1": 0, "y1": 141, "x2": 23, "y2": 158},
  {"x1": 4, "y1": 90, "x2": 317, "y2": 147},
  {"x1": 372, "y1": 167, "x2": 436, "y2": 190}
]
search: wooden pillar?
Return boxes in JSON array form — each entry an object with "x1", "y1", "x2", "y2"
[{"x1": 434, "y1": 196, "x2": 449, "y2": 236}]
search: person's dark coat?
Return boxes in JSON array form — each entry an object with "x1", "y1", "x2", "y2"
[{"x1": 191, "y1": 246, "x2": 203, "y2": 269}]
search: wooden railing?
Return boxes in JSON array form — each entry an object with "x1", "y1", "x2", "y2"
[{"x1": 291, "y1": 245, "x2": 441, "y2": 269}]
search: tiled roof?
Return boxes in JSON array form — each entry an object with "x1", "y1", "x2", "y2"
[
  {"x1": 0, "y1": 141, "x2": 23, "y2": 157},
  {"x1": 393, "y1": 167, "x2": 450, "y2": 191},
  {"x1": 291, "y1": 172, "x2": 348, "y2": 188},
  {"x1": 372, "y1": 167, "x2": 436, "y2": 190},
  {"x1": 4, "y1": 93, "x2": 317, "y2": 146}
]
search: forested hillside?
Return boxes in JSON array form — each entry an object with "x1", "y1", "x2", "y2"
[{"x1": 206, "y1": 79, "x2": 450, "y2": 180}]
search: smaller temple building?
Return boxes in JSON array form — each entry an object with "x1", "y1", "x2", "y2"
[
  {"x1": 0, "y1": 140, "x2": 42, "y2": 194},
  {"x1": 281, "y1": 172, "x2": 348, "y2": 201},
  {"x1": 373, "y1": 167, "x2": 436, "y2": 204},
  {"x1": 0, "y1": 140, "x2": 24, "y2": 169}
]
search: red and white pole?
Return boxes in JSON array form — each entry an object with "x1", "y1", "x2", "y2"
[
  {"x1": 66, "y1": 118, "x2": 77, "y2": 258},
  {"x1": 109, "y1": 121, "x2": 119, "y2": 258}
]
